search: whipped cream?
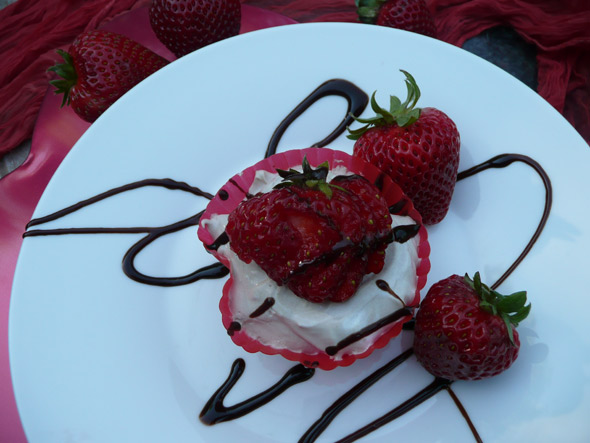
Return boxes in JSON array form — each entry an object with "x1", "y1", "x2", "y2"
[{"x1": 202, "y1": 167, "x2": 421, "y2": 361}]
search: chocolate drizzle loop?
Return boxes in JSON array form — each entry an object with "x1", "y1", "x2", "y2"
[
  {"x1": 299, "y1": 348, "x2": 414, "y2": 443},
  {"x1": 335, "y1": 376, "x2": 453, "y2": 443},
  {"x1": 265, "y1": 79, "x2": 369, "y2": 158},
  {"x1": 23, "y1": 178, "x2": 228, "y2": 287},
  {"x1": 325, "y1": 308, "x2": 412, "y2": 356},
  {"x1": 457, "y1": 153, "x2": 552, "y2": 289},
  {"x1": 200, "y1": 358, "x2": 315, "y2": 425},
  {"x1": 22, "y1": 78, "x2": 553, "y2": 443}
]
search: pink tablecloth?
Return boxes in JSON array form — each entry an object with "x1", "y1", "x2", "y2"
[
  {"x1": 1, "y1": 1, "x2": 589, "y2": 441},
  {"x1": 0, "y1": 5, "x2": 295, "y2": 442}
]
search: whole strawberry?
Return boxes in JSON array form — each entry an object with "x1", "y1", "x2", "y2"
[
  {"x1": 349, "y1": 70, "x2": 460, "y2": 225},
  {"x1": 413, "y1": 273, "x2": 531, "y2": 380},
  {"x1": 48, "y1": 30, "x2": 169, "y2": 123},
  {"x1": 225, "y1": 157, "x2": 419, "y2": 303},
  {"x1": 149, "y1": 0, "x2": 241, "y2": 58},
  {"x1": 357, "y1": 0, "x2": 436, "y2": 37}
]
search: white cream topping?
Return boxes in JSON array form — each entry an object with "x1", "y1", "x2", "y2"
[{"x1": 202, "y1": 167, "x2": 421, "y2": 360}]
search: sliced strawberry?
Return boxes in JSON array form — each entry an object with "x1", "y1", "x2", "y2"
[{"x1": 225, "y1": 157, "x2": 402, "y2": 303}]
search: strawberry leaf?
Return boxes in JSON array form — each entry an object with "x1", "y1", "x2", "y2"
[
  {"x1": 497, "y1": 291, "x2": 528, "y2": 312},
  {"x1": 356, "y1": 0, "x2": 387, "y2": 24},
  {"x1": 47, "y1": 49, "x2": 78, "y2": 108},
  {"x1": 465, "y1": 272, "x2": 531, "y2": 346},
  {"x1": 508, "y1": 303, "x2": 532, "y2": 326},
  {"x1": 347, "y1": 70, "x2": 423, "y2": 139},
  {"x1": 274, "y1": 156, "x2": 342, "y2": 199},
  {"x1": 501, "y1": 313, "x2": 516, "y2": 346}
]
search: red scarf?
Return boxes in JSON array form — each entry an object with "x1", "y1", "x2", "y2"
[{"x1": 0, "y1": 0, "x2": 588, "y2": 157}]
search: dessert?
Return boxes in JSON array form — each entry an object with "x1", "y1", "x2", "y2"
[
  {"x1": 22, "y1": 76, "x2": 552, "y2": 442},
  {"x1": 197, "y1": 148, "x2": 430, "y2": 370}
]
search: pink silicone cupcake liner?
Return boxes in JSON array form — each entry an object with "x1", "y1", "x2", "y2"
[{"x1": 198, "y1": 147, "x2": 431, "y2": 370}]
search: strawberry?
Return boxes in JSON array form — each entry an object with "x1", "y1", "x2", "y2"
[
  {"x1": 225, "y1": 157, "x2": 419, "y2": 303},
  {"x1": 349, "y1": 70, "x2": 460, "y2": 225},
  {"x1": 149, "y1": 0, "x2": 241, "y2": 58},
  {"x1": 48, "y1": 30, "x2": 169, "y2": 123},
  {"x1": 356, "y1": 0, "x2": 436, "y2": 37},
  {"x1": 413, "y1": 273, "x2": 531, "y2": 380}
]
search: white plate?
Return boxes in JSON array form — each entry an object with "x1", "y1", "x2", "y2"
[{"x1": 10, "y1": 23, "x2": 590, "y2": 443}]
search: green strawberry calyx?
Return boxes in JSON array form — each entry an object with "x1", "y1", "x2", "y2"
[
  {"x1": 465, "y1": 272, "x2": 531, "y2": 346},
  {"x1": 47, "y1": 49, "x2": 78, "y2": 107},
  {"x1": 347, "y1": 70, "x2": 422, "y2": 141},
  {"x1": 274, "y1": 156, "x2": 346, "y2": 199},
  {"x1": 356, "y1": 0, "x2": 387, "y2": 24}
]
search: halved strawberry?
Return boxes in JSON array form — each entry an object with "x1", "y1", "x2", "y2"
[{"x1": 225, "y1": 156, "x2": 397, "y2": 303}]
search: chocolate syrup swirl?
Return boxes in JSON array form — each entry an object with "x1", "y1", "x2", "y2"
[
  {"x1": 457, "y1": 153, "x2": 552, "y2": 290},
  {"x1": 206, "y1": 232, "x2": 229, "y2": 251},
  {"x1": 227, "y1": 321, "x2": 241, "y2": 336},
  {"x1": 199, "y1": 358, "x2": 315, "y2": 425},
  {"x1": 265, "y1": 79, "x2": 368, "y2": 158},
  {"x1": 249, "y1": 297, "x2": 276, "y2": 318},
  {"x1": 336, "y1": 377, "x2": 453, "y2": 443},
  {"x1": 24, "y1": 178, "x2": 228, "y2": 286},
  {"x1": 325, "y1": 308, "x2": 412, "y2": 356},
  {"x1": 299, "y1": 348, "x2": 414, "y2": 443},
  {"x1": 22, "y1": 79, "x2": 553, "y2": 442}
]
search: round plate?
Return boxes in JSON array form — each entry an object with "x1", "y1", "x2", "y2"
[{"x1": 10, "y1": 23, "x2": 590, "y2": 442}]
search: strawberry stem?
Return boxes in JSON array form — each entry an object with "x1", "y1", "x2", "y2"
[
  {"x1": 47, "y1": 49, "x2": 78, "y2": 107},
  {"x1": 356, "y1": 0, "x2": 387, "y2": 24},
  {"x1": 347, "y1": 70, "x2": 422, "y2": 140},
  {"x1": 464, "y1": 272, "x2": 531, "y2": 346},
  {"x1": 274, "y1": 156, "x2": 347, "y2": 199}
]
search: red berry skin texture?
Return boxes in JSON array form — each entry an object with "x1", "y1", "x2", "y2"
[
  {"x1": 413, "y1": 275, "x2": 521, "y2": 381},
  {"x1": 149, "y1": 0, "x2": 241, "y2": 57},
  {"x1": 225, "y1": 174, "x2": 393, "y2": 303},
  {"x1": 49, "y1": 30, "x2": 169, "y2": 123},
  {"x1": 377, "y1": 0, "x2": 436, "y2": 37},
  {"x1": 353, "y1": 107, "x2": 460, "y2": 225}
]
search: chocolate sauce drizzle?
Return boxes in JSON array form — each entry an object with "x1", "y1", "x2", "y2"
[
  {"x1": 23, "y1": 178, "x2": 228, "y2": 286},
  {"x1": 22, "y1": 79, "x2": 553, "y2": 442},
  {"x1": 265, "y1": 79, "x2": 368, "y2": 158},
  {"x1": 200, "y1": 153, "x2": 552, "y2": 441},
  {"x1": 199, "y1": 358, "x2": 315, "y2": 425},
  {"x1": 325, "y1": 308, "x2": 412, "y2": 356},
  {"x1": 457, "y1": 153, "x2": 552, "y2": 290},
  {"x1": 249, "y1": 297, "x2": 276, "y2": 318}
]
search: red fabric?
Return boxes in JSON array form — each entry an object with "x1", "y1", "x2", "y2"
[
  {"x1": 0, "y1": 0, "x2": 589, "y2": 157},
  {"x1": 429, "y1": 0, "x2": 590, "y2": 144},
  {"x1": 0, "y1": 0, "x2": 151, "y2": 156},
  {"x1": 244, "y1": 0, "x2": 590, "y2": 145}
]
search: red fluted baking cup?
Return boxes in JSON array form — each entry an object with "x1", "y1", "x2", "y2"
[{"x1": 197, "y1": 148, "x2": 430, "y2": 370}]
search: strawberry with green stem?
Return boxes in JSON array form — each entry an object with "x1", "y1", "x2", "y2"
[
  {"x1": 413, "y1": 272, "x2": 531, "y2": 380},
  {"x1": 49, "y1": 30, "x2": 169, "y2": 123},
  {"x1": 349, "y1": 70, "x2": 460, "y2": 225},
  {"x1": 149, "y1": 0, "x2": 241, "y2": 58},
  {"x1": 356, "y1": 0, "x2": 437, "y2": 37}
]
